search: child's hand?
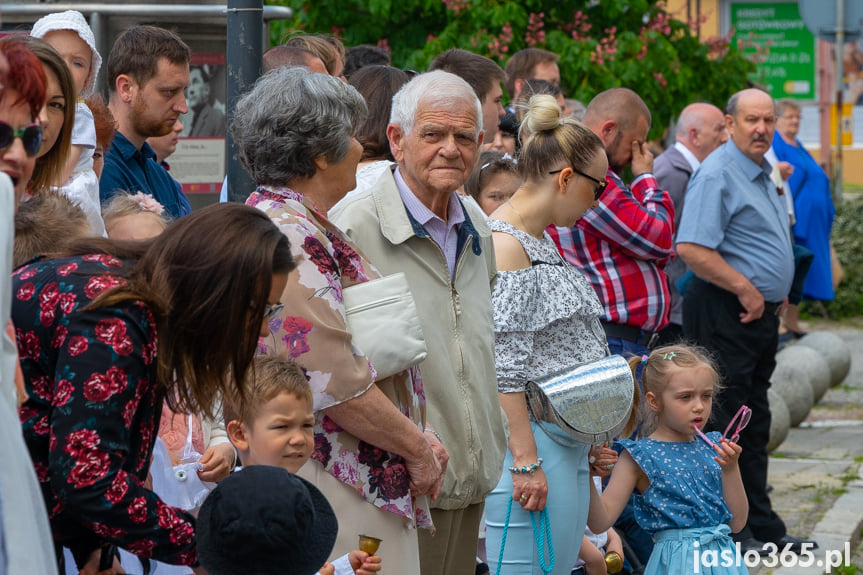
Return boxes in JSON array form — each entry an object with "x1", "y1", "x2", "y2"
[
  {"x1": 348, "y1": 550, "x2": 382, "y2": 574},
  {"x1": 578, "y1": 536, "x2": 606, "y2": 575},
  {"x1": 318, "y1": 562, "x2": 335, "y2": 575},
  {"x1": 198, "y1": 443, "x2": 235, "y2": 482},
  {"x1": 589, "y1": 443, "x2": 618, "y2": 477},
  {"x1": 713, "y1": 438, "x2": 742, "y2": 469},
  {"x1": 606, "y1": 527, "x2": 625, "y2": 560}
]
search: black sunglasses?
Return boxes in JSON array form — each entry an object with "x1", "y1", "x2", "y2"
[
  {"x1": 0, "y1": 121, "x2": 43, "y2": 157},
  {"x1": 549, "y1": 167, "x2": 608, "y2": 200}
]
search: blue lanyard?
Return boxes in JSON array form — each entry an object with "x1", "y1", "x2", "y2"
[{"x1": 494, "y1": 496, "x2": 555, "y2": 575}]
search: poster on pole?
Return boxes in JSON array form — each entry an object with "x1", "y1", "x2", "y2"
[
  {"x1": 170, "y1": 53, "x2": 226, "y2": 194},
  {"x1": 730, "y1": 2, "x2": 817, "y2": 100}
]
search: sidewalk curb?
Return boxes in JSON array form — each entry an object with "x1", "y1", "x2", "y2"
[{"x1": 772, "y1": 463, "x2": 863, "y2": 574}]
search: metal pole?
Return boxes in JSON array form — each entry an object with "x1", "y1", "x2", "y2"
[
  {"x1": 0, "y1": 4, "x2": 291, "y2": 21},
  {"x1": 225, "y1": 0, "x2": 263, "y2": 203},
  {"x1": 834, "y1": 0, "x2": 844, "y2": 204},
  {"x1": 88, "y1": 12, "x2": 107, "y2": 94}
]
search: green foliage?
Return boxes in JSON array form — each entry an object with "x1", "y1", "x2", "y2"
[
  {"x1": 802, "y1": 198, "x2": 863, "y2": 320},
  {"x1": 268, "y1": 0, "x2": 755, "y2": 139}
]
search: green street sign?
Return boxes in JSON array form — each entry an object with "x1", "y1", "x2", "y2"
[{"x1": 731, "y1": 2, "x2": 817, "y2": 100}]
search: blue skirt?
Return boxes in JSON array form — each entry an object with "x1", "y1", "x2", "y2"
[{"x1": 647, "y1": 525, "x2": 749, "y2": 575}]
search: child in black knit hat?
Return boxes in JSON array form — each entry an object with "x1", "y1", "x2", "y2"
[{"x1": 213, "y1": 354, "x2": 381, "y2": 575}]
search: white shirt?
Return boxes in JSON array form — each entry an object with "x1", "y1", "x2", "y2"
[{"x1": 674, "y1": 141, "x2": 701, "y2": 172}]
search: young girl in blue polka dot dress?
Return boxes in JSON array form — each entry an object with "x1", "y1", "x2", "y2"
[{"x1": 588, "y1": 344, "x2": 749, "y2": 575}]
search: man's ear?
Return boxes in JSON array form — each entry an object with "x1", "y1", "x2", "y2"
[
  {"x1": 115, "y1": 74, "x2": 136, "y2": 104},
  {"x1": 689, "y1": 127, "x2": 700, "y2": 147},
  {"x1": 513, "y1": 78, "x2": 526, "y2": 99},
  {"x1": 599, "y1": 119, "x2": 617, "y2": 144},
  {"x1": 387, "y1": 123, "x2": 405, "y2": 163},
  {"x1": 226, "y1": 420, "x2": 250, "y2": 452}
]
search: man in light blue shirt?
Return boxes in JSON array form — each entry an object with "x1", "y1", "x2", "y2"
[{"x1": 676, "y1": 88, "x2": 812, "y2": 556}]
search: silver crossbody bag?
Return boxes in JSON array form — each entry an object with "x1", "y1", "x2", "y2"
[
  {"x1": 523, "y1": 249, "x2": 636, "y2": 446},
  {"x1": 526, "y1": 354, "x2": 636, "y2": 446}
]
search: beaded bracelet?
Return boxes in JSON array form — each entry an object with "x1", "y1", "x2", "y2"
[{"x1": 508, "y1": 457, "x2": 543, "y2": 475}]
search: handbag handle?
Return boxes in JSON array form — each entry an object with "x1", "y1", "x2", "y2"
[{"x1": 494, "y1": 496, "x2": 555, "y2": 575}]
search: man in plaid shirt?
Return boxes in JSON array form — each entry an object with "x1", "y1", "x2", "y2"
[{"x1": 548, "y1": 88, "x2": 675, "y2": 359}]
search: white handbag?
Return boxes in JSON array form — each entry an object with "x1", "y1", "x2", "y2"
[{"x1": 343, "y1": 272, "x2": 428, "y2": 380}]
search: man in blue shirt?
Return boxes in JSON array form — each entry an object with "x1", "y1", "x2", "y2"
[
  {"x1": 101, "y1": 26, "x2": 191, "y2": 219},
  {"x1": 677, "y1": 88, "x2": 814, "y2": 555}
]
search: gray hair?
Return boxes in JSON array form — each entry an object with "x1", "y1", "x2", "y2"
[
  {"x1": 231, "y1": 67, "x2": 368, "y2": 186},
  {"x1": 726, "y1": 92, "x2": 741, "y2": 117},
  {"x1": 775, "y1": 99, "x2": 801, "y2": 117},
  {"x1": 389, "y1": 70, "x2": 482, "y2": 137}
]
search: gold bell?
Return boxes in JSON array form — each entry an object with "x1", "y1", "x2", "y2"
[
  {"x1": 604, "y1": 550, "x2": 623, "y2": 574},
  {"x1": 358, "y1": 534, "x2": 382, "y2": 555}
]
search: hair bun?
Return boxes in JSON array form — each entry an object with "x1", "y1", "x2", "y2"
[{"x1": 523, "y1": 94, "x2": 563, "y2": 134}]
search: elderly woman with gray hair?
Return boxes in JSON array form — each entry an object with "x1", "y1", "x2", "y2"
[{"x1": 233, "y1": 67, "x2": 446, "y2": 572}]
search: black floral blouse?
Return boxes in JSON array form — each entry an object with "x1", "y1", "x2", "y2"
[{"x1": 11, "y1": 255, "x2": 196, "y2": 569}]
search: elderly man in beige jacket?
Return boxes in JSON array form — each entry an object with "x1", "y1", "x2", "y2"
[{"x1": 330, "y1": 70, "x2": 507, "y2": 575}]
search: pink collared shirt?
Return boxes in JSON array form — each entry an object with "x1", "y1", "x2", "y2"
[{"x1": 394, "y1": 167, "x2": 465, "y2": 280}]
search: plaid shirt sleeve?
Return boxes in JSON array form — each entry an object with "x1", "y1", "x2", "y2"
[
  {"x1": 548, "y1": 170, "x2": 675, "y2": 332},
  {"x1": 579, "y1": 172, "x2": 675, "y2": 261}
]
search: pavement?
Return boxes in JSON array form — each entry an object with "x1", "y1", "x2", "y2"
[{"x1": 749, "y1": 326, "x2": 863, "y2": 574}]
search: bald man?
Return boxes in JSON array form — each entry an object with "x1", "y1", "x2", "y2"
[
  {"x1": 677, "y1": 89, "x2": 815, "y2": 555},
  {"x1": 654, "y1": 103, "x2": 727, "y2": 344},
  {"x1": 549, "y1": 88, "x2": 675, "y2": 358}
]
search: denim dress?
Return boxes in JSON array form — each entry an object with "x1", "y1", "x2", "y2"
[{"x1": 618, "y1": 433, "x2": 749, "y2": 575}]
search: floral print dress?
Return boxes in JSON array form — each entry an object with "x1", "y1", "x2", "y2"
[
  {"x1": 248, "y1": 185, "x2": 431, "y2": 529},
  {"x1": 11, "y1": 255, "x2": 197, "y2": 569}
]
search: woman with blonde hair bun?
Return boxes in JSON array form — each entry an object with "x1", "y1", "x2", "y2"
[{"x1": 484, "y1": 95, "x2": 633, "y2": 574}]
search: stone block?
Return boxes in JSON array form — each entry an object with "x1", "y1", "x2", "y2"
[
  {"x1": 797, "y1": 332, "x2": 852, "y2": 387},
  {"x1": 770, "y1": 363, "x2": 814, "y2": 427},
  {"x1": 776, "y1": 345, "x2": 832, "y2": 402},
  {"x1": 767, "y1": 387, "x2": 790, "y2": 452}
]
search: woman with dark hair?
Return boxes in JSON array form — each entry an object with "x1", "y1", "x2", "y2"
[
  {"x1": 9, "y1": 36, "x2": 75, "y2": 198},
  {"x1": 233, "y1": 66, "x2": 443, "y2": 573},
  {"x1": 12, "y1": 203, "x2": 294, "y2": 573},
  {"x1": 350, "y1": 65, "x2": 409, "y2": 164},
  {"x1": 333, "y1": 65, "x2": 409, "y2": 210}
]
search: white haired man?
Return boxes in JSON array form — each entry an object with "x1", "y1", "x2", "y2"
[{"x1": 330, "y1": 70, "x2": 506, "y2": 575}]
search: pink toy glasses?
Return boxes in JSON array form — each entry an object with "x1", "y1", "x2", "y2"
[{"x1": 693, "y1": 405, "x2": 752, "y2": 447}]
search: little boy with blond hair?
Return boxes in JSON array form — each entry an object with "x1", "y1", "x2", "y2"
[{"x1": 222, "y1": 355, "x2": 381, "y2": 575}]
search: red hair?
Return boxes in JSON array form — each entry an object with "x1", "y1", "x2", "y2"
[{"x1": 0, "y1": 37, "x2": 47, "y2": 119}]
